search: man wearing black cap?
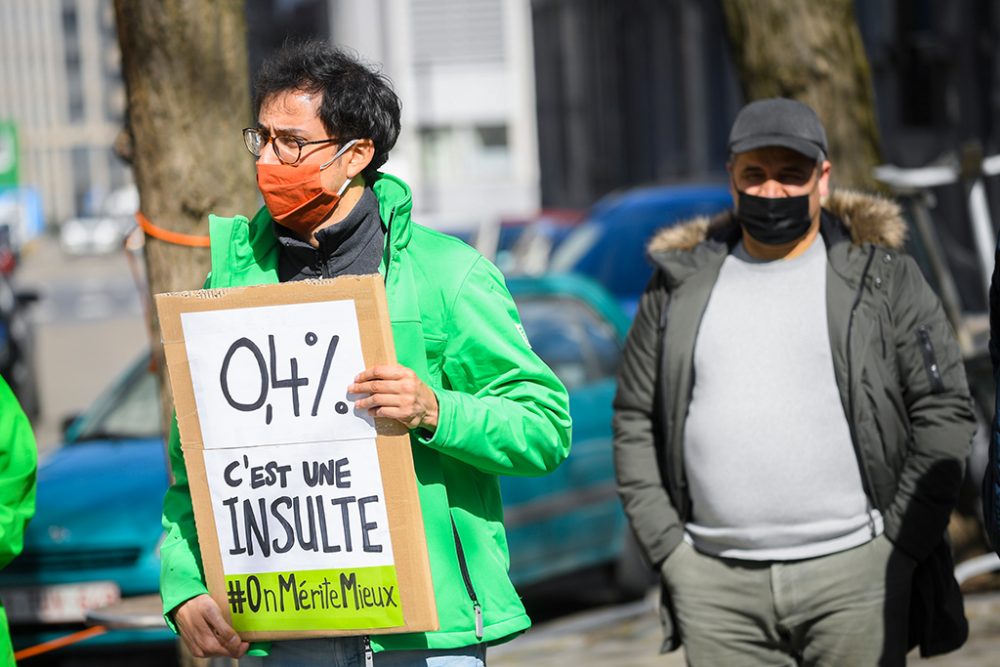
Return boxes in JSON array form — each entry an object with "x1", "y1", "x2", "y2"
[{"x1": 614, "y1": 98, "x2": 975, "y2": 664}]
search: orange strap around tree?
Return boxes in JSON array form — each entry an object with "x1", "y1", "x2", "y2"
[
  {"x1": 14, "y1": 625, "x2": 107, "y2": 661},
  {"x1": 135, "y1": 211, "x2": 211, "y2": 247}
]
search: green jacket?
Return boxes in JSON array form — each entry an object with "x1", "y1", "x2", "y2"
[
  {"x1": 159, "y1": 173, "x2": 572, "y2": 651},
  {"x1": 0, "y1": 374, "x2": 38, "y2": 665},
  {"x1": 613, "y1": 191, "x2": 976, "y2": 656}
]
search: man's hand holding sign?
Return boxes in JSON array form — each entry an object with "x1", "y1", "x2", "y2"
[
  {"x1": 351, "y1": 365, "x2": 439, "y2": 432},
  {"x1": 175, "y1": 595, "x2": 248, "y2": 659}
]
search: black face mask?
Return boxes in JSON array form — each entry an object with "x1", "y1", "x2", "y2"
[{"x1": 735, "y1": 190, "x2": 814, "y2": 245}]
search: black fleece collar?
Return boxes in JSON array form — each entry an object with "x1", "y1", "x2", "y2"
[{"x1": 275, "y1": 187, "x2": 385, "y2": 282}]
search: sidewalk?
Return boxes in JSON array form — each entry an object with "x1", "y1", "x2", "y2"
[{"x1": 491, "y1": 591, "x2": 1000, "y2": 666}]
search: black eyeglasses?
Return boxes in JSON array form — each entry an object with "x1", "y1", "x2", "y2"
[{"x1": 242, "y1": 128, "x2": 341, "y2": 166}]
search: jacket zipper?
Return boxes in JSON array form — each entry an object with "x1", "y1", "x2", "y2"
[
  {"x1": 878, "y1": 316, "x2": 886, "y2": 358},
  {"x1": 845, "y1": 247, "x2": 879, "y2": 537},
  {"x1": 916, "y1": 326, "x2": 945, "y2": 393},
  {"x1": 383, "y1": 207, "x2": 395, "y2": 282},
  {"x1": 363, "y1": 635, "x2": 373, "y2": 666},
  {"x1": 365, "y1": 204, "x2": 397, "y2": 667},
  {"x1": 450, "y1": 516, "x2": 484, "y2": 640}
]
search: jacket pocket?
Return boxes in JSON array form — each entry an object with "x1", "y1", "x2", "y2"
[
  {"x1": 449, "y1": 513, "x2": 484, "y2": 640},
  {"x1": 916, "y1": 326, "x2": 946, "y2": 394},
  {"x1": 423, "y1": 335, "x2": 448, "y2": 385}
]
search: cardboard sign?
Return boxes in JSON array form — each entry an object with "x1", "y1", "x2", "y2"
[{"x1": 155, "y1": 275, "x2": 438, "y2": 640}]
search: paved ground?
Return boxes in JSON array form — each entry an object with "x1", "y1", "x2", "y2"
[
  {"x1": 492, "y1": 594, "x2": 681, "y2": 667},
  {"x1": 490, "y1": 590, "x2": 1000, "y2": 666}
]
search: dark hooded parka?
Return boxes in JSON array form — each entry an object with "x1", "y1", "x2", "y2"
[{"x1": 614, "y1": 191, "x2": 976, "y2": 656}]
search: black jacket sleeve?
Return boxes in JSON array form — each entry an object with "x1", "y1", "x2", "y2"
[
  {"x1": 885, "y1": 255, "x2": 975, "y2": 560},
  {"x1": 984, "y1": 239, "x2": 1000, "y2": 553}
]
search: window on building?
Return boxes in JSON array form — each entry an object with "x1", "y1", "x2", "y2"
[
  {"x1": 419, "y1": 124, "x2": 511, "y2": 184},
  {"x1": 412, "y1": 0, "x2": 505, "y2": 66}
]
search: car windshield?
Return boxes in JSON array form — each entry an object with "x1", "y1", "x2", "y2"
[
  {"x1": 70, "y1": 355, "x2": 162, "y2": 442},
  {"x1": 549, "y1": 222, "x2": 602, "y2": 274}
]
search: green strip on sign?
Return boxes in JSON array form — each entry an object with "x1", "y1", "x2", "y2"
[{"x1": 225, "y1": 565, "x2": 403, "y2": 632}]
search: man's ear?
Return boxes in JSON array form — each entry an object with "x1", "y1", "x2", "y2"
[
  {"x1": 345, "y1": 139, "x2": 375, "y2": 178},
  {"x1": 726, "y1": 159, "x2": 737, "y2": 202},
  {"x1": 818, "y1": 160, "x2": 832, "y2": 197}
]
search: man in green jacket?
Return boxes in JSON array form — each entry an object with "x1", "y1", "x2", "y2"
[
  {"x1": 614, "y1": 98, "x2": 975, "y2": 665},
  {"x1": 159, "y1": 42, "x2": 571, "y2": 665},
  {"x1": 0, "y1": 374, "x2": 37, "y2": 665}
]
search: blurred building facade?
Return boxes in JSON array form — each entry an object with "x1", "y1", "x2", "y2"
[
  {"x1": 326, "y1": 0, "x2": 541, "y2": 229},
  {"x1": 3, "y1": 0, "x2": 997, "y2": 241},
  {"x1": 532, "y1": 0, "x2": 1000, "y2": 212},
  {"x1": 531, "y1": 0, "x2": 742, "y2": 208},
  {"x1": 858, "y1": 0, "x2": 1000, "y2": 169},
  {"x1": 0, "y1": 0, "x2": 539, "y2": 232},
  {"x1": 0, "y1": 0, "x2": 130, "y2": 226},
  {"x1": 857, "y1": 0, "x2": 1000, "y2": 312}
]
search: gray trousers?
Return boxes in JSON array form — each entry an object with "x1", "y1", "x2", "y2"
[{"x1": 661, "y1": 535, "x2": 916, "y2": 666}]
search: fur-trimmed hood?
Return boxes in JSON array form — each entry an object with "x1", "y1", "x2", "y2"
[{"x1": 647, "y1": 189, "x2": 906, "y2": 255}]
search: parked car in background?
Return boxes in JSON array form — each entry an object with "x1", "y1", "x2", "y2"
[
  {"x1": 503, "y1": 273, "x2": 649, "y2": 595},
  {"x1": 550, "y1": 184, "x2": 732, "y2": 315},
  {"x1": 478, "y1": 209, "x2": 585, "y2": 276},
  {"x1": 0, "y1": 356, "x2": 173, "y2": 656},
  {"x1": 59, "y1": 216, "x2": 134, "y2": 256},
  {"x1": 0, "y1": 273, "x2": 643, "y2": 656},
  {"x1": 60, "y1": 185, "x2": 138, "y2": 256}
]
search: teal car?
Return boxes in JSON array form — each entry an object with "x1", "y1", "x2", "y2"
[
  {"x1": 0, "y1": 356, "x2": 175, "y2": 655},
  {"x1": 501, "y1": 274, "x2": 646, "y2": 593},
  {"x1": 0, "y1": 273, "x2": 642, "y2": 654}
]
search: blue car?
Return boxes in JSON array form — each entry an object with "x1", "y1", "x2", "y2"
[
  {"x1": 0, "y1": 357, "x2": 175, "y2": 654},
  {"x1": 550, "y1": 184, "x2": 732, "y2": 315},
  {"x1": 0, "y1": 273, "x2": 642, "y2": 654}
]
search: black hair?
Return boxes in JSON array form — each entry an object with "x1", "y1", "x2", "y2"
[{"x1": 253, "y1": 40, "x2": 401, "y2": 183}]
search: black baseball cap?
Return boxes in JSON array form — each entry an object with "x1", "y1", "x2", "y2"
[{"x1": 727, "y1": 98, "x2": 828, "y2": 161}]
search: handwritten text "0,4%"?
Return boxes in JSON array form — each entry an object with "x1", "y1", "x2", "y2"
[{"x1": 219, "y1": 332, "x2": 350, "y2": 425}]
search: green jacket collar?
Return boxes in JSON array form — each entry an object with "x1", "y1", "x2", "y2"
[{"x1": 372, "y1": 171, "x2": 413, "y2": 253}]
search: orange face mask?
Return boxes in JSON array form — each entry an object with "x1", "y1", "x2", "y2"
[{"x1": 256, "y1": 139, "x2": 358, "y2": 235}]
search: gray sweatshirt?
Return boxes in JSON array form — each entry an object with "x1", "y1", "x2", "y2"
[{"x1": 682, "y1": 236, "x2": 882, "y2": 561}]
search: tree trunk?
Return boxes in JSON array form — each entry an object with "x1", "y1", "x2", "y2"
[
  {"x1": 721, "y1": 0, "x2": 882, "y2": 190},
  {"x1": 113, "y1": 0, "x2": 258, "y2": 437}
]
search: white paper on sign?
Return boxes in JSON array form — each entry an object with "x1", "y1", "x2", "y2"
[
  {"x1": 204, "y1": 439, "x2": 395, "y2": 575},
  {"x1": 181, "y1": 300, "x2": 376, "y2": 449}
]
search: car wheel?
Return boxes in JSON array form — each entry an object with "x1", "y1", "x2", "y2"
[{"x1": 612, "y1": 529, "x2": 656, "y2": 601}]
